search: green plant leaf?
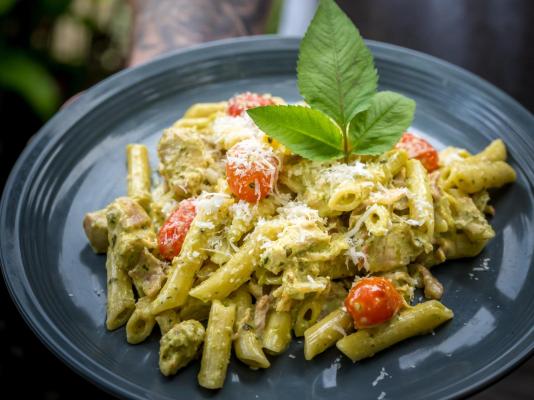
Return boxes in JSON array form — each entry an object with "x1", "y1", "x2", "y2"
[
  {"x1": 0, "y1": 0, "x2": 16, "y2": 15},
  {"x1": 297, "y1": 0, "x2": 377, "y2": 129},
  {"x1": 246, "y1": 0, "x2": 417, "y2": 163},
  {"x1": 349, "y1": 91, "x2": 415, "y2": 155},
  {"x1": 247, "y1": 105, "x2": 344, "y2": 161},
  {"x1": 0, "y1": 51, "x2": 61, "y2": 119}
]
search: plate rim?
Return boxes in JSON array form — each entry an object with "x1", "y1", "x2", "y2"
[{"x1": 1, "y1": 35, "x2": 533, "y2": 400}]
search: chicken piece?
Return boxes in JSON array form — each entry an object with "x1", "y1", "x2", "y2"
[
  {"x1": 254, "y1": 295, "x2": 271, "y2": 336},
  {"x1": 128, "y1": 248, "x2": 168, "y2": 297},
  {"x1": 416, "y1": 264, "x2": 444, "y2": 300},
  {"x1": 158, "y1": 126, "x2": 221, "y2": 198},
  {"x1": 107, "y1": 197, "x2": 152, "y2": 231},
  {"x1": 83, "y1": 208, "x2": 108, "y2": 253},
  {"x1": 159, "y1": 320, "x2": 205, "y2": 376},
  {"x1": 363, "y1": 222, "x2": 421, "y2": 272},
  {"x1": 106, "y1": 197, "x2": 156, "y2": 272}
]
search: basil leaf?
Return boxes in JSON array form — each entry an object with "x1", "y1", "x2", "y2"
[
  {"x1": 297, "y1": 0, "x2": 377, "y2": 129},
  {"x1": 349, "y1": 91, "x2": 416, "y2": 155},
  {"x1": 247, "y1": 105, "x2": 344, "y2": 161}
]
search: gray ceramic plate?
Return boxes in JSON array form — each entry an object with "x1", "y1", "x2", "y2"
[{"x1": 1, "y1": 37, "x2": 534, "y2": 400}]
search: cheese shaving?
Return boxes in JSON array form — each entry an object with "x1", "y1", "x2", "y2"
[
  {"x1": 346, "y1": 205, "x2": 380, "y2": 238},
  {"x1": 194, "y1": 192, "x2": 230, "y2": 216},
  {"x1": 230, "y1": 200, "x2": 253, "y2": 223},
  {"x1": 212, "y1": 114, "x2": 264, "y2": 147},
  {"x1": 195, "y1": 221, "x2": 215, "y2": 229},
  {"x1": 226, "y1": 138, "x2": 277, "y2": 177},
  {"x1": 277, "y1": 201, "x2": 324, "y2": 224},
  {"x1": 346, "y1": 246, "x2": 369, "y2": 270},
  {"x1": 321, "y1": 161, "x2": 371, "y2": 185}
]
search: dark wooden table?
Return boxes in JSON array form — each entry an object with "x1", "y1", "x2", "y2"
[{"x1": 0, "y1": 1, "x2": 532, "y2": 399}]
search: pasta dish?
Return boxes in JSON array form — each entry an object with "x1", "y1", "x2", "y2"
[{"x1": 83, "y1": 93, "x2": 516, "y2": 389}]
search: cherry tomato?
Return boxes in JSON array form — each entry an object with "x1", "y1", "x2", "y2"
[
  {"x1": 227, "y1": 92, "x2": 277, "y2": 117},
  {"x1": 157, "y1": 199, "x2": 196, "y2": 260},
  {"x1": 226, "y1": 140, "x2": 278, "y2": 203},
  {"x1": 345, "y1": 277, "x2": 403, "y2": 329},
  {"x1": 395, "y1": 132, "x2": 439, "y2": 172}
]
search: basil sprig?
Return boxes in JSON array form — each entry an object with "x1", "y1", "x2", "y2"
[{"x1": 247, "y1": 0, "x2": 415, "y2": 162}]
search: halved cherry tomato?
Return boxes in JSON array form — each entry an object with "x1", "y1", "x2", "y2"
[
  {"x1": 157, "y1": 199, "x2": 196, "y2": 260},
  {"x1": 226, "y1": 140, "x2": 278, "y2": 203},
  {"x1": 395, "y1": 132, "x2": 439, "y2": 172},
  {"x1": 345, "y1": 277, "x2": 403, "y2": 329},
  {"x1": 227, "y1": 92, "x2": 277, "y2": 117}
]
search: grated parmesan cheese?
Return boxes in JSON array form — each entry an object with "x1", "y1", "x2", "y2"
[
  {"x1": 277, "y1": 201, "x2": 324, "y2": 224},
  {"x1": 212, "y1": 114, "x2": 265, "y2": 147},
  {"x1": 346, "y1": 245, "x2": 369, "y2": 270},
  {"x1": 412, "y1": 197, "x2": 431, "y2": 220},
  {"x1": 304, "y1": 274, "x2": 328, "y2": 290},
  {"x1": 369, "y1": 187, "x2": 411, "y2": 204},
  {"x1": 346, "y1": 205, "x2": 381, "y2": 238},
  {"x1": 473, "y1": 257, "x2": 491, "y2": 271},
  {"x1": 405, "y1": 218, "x2": 424, "y2": 227},
  {"x1": 230, "y1": 200, "x2": 253, "y2": 223},
  {"x1": 372, "y1": 367, "x2": 390, "y2": 387},
  {"x1": 195, "y1": 221, "x2": 215, "y2": 229},
  {"x1": 321, "y1": 161, "x2": 372, "y2": 185},
  {"x1": 226, "y1": 138, "x2": 278, "y2": 177},
  {"x1": 194, "y1": 192, "x2": 230, "y2": 216}
]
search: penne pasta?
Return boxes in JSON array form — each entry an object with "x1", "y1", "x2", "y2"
[
  {"x1": 336, "y1": 301, "x2": 453, "y2": 362},
  {"x1": 105, "y1": 248, "x2": 136, "y2": 330},
  {"x1": 262, "y1": 311, "x2": 292, "y2": 355},
  {"x1": 304, "y1": 308, "x2": 354, "y2": 360},
  {"x1": 126, "y1": 144, "x2": 152, "y2": 210},
  {"x1": 126, "y1": 296, "x2": 156, "y2": 344},
  {"x1": 231, "y1": 288, "x2": 270, "y2": 369},
  {"x1": 293, "y1": 297, "x2": 324, "y2": 337},
  {"x1": 198, "y1": 300, "x2": 236, "y2": 389},
  {"x1": 442, "y1": 159, "x2": 516, "y2": 193}
]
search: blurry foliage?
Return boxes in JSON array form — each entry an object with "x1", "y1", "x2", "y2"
[
  {"x1": 0, "y1": 0, "x2": 16, "y2": 15},
  {"x1": 0, "y1": 0, "x2": 132, "y2": 120},
  {"x1": 0, "y1": 50, "x2": 60, "y2": 118},
  {"x1": 265, "y1": 0, "x2": 283, "y2": 35}
]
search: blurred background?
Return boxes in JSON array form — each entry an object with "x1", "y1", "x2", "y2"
[
  {"x1": 0, "y1": 0, "x2": 131, "y2": 189},
  {"x1": 0, "y1": 0, "x2": 532, "y2": 398}
]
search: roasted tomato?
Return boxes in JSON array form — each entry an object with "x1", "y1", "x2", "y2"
[
  {"x1": 157, "y1": 199, "x2": 196, "y2": 260},
  {"x1": 395, "y1": 132, "x2": 439, "y2": 172},
  {"x1": 226, "y1": 139, "x2": 278, "y2": 203},
  {"x1": 345, "y1": 277, "x2": 403, "y2": 329},
  {"x1": 227, "y1": 92, "x2": 277, "y2": 117}
]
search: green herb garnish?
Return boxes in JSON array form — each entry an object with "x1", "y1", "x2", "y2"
[{"x1": 247, "y1": 0, "x2": 415, "y2": 162}]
